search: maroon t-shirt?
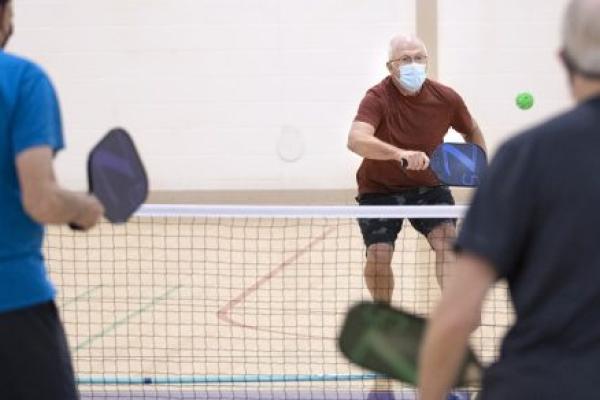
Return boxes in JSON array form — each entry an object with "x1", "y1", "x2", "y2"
[{"x1": 354, "y1": 77, "x2": 475, "y2": 194}]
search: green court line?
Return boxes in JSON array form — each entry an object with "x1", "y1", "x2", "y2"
[
  {"x1": 74, "y1": 285, "x2": 182, "y2": 352},
  {"x1": 62, "y1": 285, "x2": 103, "y2": 308}
]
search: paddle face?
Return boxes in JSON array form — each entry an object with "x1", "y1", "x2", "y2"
[
  {"x1": 338, "y1": 302, "x2": 483, "y2": 387},
  {"x1": 430, "y1": 143, "x2": 487, "y2": 187},
  {"x1": 87, "y1": 128, "x2": 148, "y2": 223}
]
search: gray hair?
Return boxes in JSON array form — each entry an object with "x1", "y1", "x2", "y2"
[{"x1": 563, "y1": 0, "x2": 600, "y2": 76}]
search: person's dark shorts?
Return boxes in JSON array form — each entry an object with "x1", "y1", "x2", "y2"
[
  {"x1": 0, "y1": 301, "x2": 79, "y2": 400},
  {"x1": 357, "y1": 186, "x2": 456, "y2": 248}
]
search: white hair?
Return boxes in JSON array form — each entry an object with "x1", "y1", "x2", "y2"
[{"x1": 563, "y1": 0, "x2": 600, "y2": 74}]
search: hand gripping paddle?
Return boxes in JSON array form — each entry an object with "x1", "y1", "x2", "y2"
[
  {"x1": 338, "y1": 302, "x2": 483, "y2": 387},
  {"x1": 401, "y1": 143, "x2": 487, "y2": 187}
]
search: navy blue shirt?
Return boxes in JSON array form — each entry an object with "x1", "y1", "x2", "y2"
[
  {"x1": 0, "y1": 51, "x2": 63, "y2": 313},
  {"x1": 457, "y1": 95, "x2": 600, "y2": 399}
]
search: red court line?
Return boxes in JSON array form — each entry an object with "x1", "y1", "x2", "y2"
[{"x1": 217, "y1": 227, "x2": 338, "y2": 339}]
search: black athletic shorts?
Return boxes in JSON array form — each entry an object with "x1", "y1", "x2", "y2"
[
  {"x1": 357, "y1": 186, "x2": 456, "y2": 248},
  {"x1": 0, "y1": 301, "x2": 79, "y2": 400}
]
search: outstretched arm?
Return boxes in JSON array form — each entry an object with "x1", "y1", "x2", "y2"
[{"x1": 347, "y1": 121, "x2": 429, "y2": 170}]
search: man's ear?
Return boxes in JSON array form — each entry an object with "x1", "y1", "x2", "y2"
[{"x1": 386, "y1": 62, "x2": 394, "y2": 75}]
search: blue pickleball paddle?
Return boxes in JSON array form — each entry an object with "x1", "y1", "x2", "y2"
[
  {"x1": 70, "y1": 128, "x2": 148, "y2": 229},
  {"x1": 429, "y1": 143, "x2": 487, "y2": 187}
]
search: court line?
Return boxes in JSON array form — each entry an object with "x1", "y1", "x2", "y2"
[
  {"x1": 77, "y1": 372, "x2": 383, "y2": 385},
  {"x1": 62, "y1": 284, "x2": 103, "y2": 308},
  {"x1": 80, "y1": 388, "x2": 417, "y2": 400},
  {"x1": 217, "y1": 227, "x2": 336, "y2": 339},
  {"x1": 74, "y1": 285, "x2": 182, "y2": 352}
]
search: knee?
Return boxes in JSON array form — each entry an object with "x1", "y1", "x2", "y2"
[
  {"x1": 427, "y1": 224, "x2": 456, "y2": 252},
  {"x1": 431, "y1": 240, "x2": 452, "y2": 254},
  {"x1": 366, "y1": 243, "x2": 394, "y2": 265}
]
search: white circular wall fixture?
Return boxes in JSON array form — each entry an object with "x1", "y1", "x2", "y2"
[{"x1": 277, "y1": 126, "x2": 305, "y2": 162}]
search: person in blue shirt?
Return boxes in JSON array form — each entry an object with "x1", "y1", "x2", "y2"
[{"x1": 0, "y1": 1, "x2": 104, "y2": 398}]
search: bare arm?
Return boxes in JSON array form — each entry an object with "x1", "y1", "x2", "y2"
[
  {"x1": 462, "y1": 119, "x2": 487, "y2": 154},
  {"x1": 347, "y1": 121, "x2": 429, "y2": 170},
  {"x1": 418, "y1": 252, "x2": 497, "y2": 400},
  {"x1": 16, "y1": 146, "x2": 104, "y2": 229}
]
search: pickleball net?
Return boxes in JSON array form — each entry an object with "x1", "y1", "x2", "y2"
[{"x1": 44, "y1": 204, "x2": 513, "y2": 399}]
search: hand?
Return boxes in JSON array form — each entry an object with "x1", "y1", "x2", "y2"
[
  {"x1": 397, "y1": 150, "x2": 430, "y2": 171},
  {"x1": 71, "y1": 195, "x2": 104, "y2": 231}
]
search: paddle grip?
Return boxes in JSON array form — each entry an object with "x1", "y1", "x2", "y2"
[{"x1": 69, "y1": 223, "x2": 84, "y2": 231}]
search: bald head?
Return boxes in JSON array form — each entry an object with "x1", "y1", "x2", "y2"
[
  {"x1": 563, "y1": 0, "x2": 600, "y2": 77},
  {"x1": 388, "y1": 35, "x2": 428, "y2": 61}
]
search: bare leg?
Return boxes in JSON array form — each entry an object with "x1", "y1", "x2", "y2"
[
  {"x1": 427, "y1": 222, "x2": 481, "y2": 330},
  {"x1": 364, "y1": 243, "x2": 395, "y2": 303},
  {"x1": 364, "y1": 243, "x2": 396, "y2": 397},
  {"x1": 426, "y1": 222, "x2": 457, "y2": 289}
]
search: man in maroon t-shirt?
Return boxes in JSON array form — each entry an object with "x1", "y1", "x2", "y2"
[
  {"x1": 347, "y1": 34, "x2": 485, "y2": 400},
  {"x1": 348, "y1": 34, "x2": 486, "y2": 305}
]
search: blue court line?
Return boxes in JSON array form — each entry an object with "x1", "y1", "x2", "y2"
[
  {"x1": 74, "y1": 285, "x2": 182, "y2": 352},
  {"x1": 77, "y1": 373, "x2": 384, "y2": 385}
]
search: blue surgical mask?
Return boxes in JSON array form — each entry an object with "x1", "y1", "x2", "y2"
[{"x1": 397, "y1": 63, "x2": 427, "y2": 93}]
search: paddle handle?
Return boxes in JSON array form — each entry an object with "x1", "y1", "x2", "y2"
[
  {"x1": 69, "y1": 189, "x2": 92, "y2": 231},
  {"x1": 69, "y1": 223, "x2": 84, "y2": 231}
]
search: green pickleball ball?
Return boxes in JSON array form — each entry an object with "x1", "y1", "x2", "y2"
[{"x1": 516, "y1": 92, "x2": 534, "y2": 110}]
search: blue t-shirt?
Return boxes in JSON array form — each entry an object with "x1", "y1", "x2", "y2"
[{"x1": 0, "y1": 51, "x2": 63, "y2": 313}]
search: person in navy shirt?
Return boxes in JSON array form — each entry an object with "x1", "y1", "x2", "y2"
[
  {"x1": 0, "y1": 1, "x2": 103, "y2": 398},
  {"x1": 419, "y1": 0, "x2": 600, "y2": 399}
]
